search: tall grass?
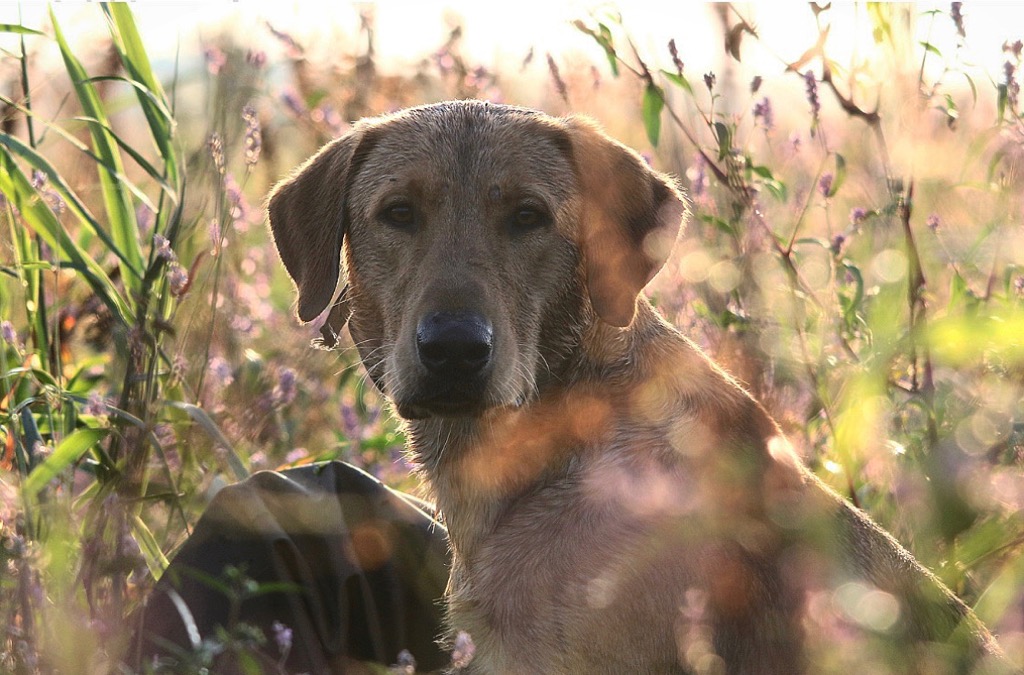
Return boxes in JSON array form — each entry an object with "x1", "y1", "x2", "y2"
[{"x1": 0, "y1": 3, "x2": 1021, "y2": 672}]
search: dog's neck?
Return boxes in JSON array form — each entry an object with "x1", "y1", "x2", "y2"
[{"x1": 404, "y1": 300, "x2": 780, "y2": 559}]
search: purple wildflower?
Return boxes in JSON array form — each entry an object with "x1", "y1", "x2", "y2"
[
  {"x1": 1, "y1": 320, "x2": 21, "y2": 351},
  {"x1": 272, "y1": 621, "x2": 293, "y2": 656},
  {"x1": 266, "y1": 22, "x2": 303, "y2": 58},
  {"x1": 246, "y1": 50, "x2": 267, "y2": 68},
  {"x1": 209, "y1": 219, "x2": 223, "y2": 255},
  {"x1": 703, "y1": 72, "x2": 716, "y2": 91},
  {"x1": 204, "y1": 46, "x2": 226, "y2": 75},
  {"x1": 818, "y1": 172, "x2": 834, "y2": 197},
  {"x1": 207, "y1": 356, "x2": 234, "y2": 387},
  {"x1": 284, "y1": 447, "x2": 309, "y2": 464},
  {"x1": 789, "y1": 132, "x2": 802, "y2": 153},
  {"x1": 311, "y1": 103, "x2": 345, "y2": 136},
  {"x1": 242, "y1": 104, "x2": 262, "y2": 167},
  {"x1": 280, "y1": 87, "x2": 307, "y2": 118},
  {"x1": 1005, "y1": 61, "x2": 1019, "y2": 110},
  {"x1": 686, "y1": 153, "x2": 709, "y2": 198},
  {"x1": 272, "y1": 368, "x2": 298, "y2": 407},
  {"x1": 451, "y1": 631, "x2": 476, "y2": 669},
  {"x1": 804, "y1": 70, "x2": 821, "y2": 122},
  {"x1": 950, "y1": 3, "x2": 965, "y2": 39},
  {"x1": 669, "y1": 39, "x2": 684, "y2": 76},
  {"x1": 136, "y1": 205, "x2": 154, "y2": 235},
  {"x1": 153, "y1": 234, "x2": 175, "y2": 261},
  {"x1": 547, "y1": 53, "x2": 569, "y2": 104},
  {"x1": 434, "y1": 48, "x2": 455, "y2": 76},
  {"x1": 82, "y1": 392, "x2": 109, "y2": 417},
  {"x1": 1005, "y1": 40, "x2": 1024, "y2": 59},
  {"x1": 1014, "y1": 276, "x2": 1024, "y2": 296},
  {"x1": 31, "y1": 169, "x2": 46, "y2": 189},
  {"x1": 395, "y1": 650, "x2": 417, "y2": 673},
  {"x1": 208, "y1": 132, "x2": 225, "y2": 176},
  {"x1": 223, "y1": 173, "x2": 248, "y2": 225},
  {"x1": 167, "y1": 263, "x2": 189, "y2": 296},
  {"x1": 926, "y1": 213, "x2": 941, "y2": 230},
  {"x1": 753, "y1": 96, "x2": 774, "y2": 130},
  {"x1": 830, "y1": 234, "x2": 846, "y2": 255},
  {"x1": 850, "y1": 207, "x2": 868, "y2": 225}
]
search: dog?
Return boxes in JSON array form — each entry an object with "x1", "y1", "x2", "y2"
[{"x1": 268, "y1": 100, "x2": 1010, "y2": 673}]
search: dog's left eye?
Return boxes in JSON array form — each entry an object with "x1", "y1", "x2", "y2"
[
  {"x1": 381, "y1": 203, "x2": 415, "y2": 228},
  {"x1": 512, "y1": 206, "x2": 548, "y2": 230}
]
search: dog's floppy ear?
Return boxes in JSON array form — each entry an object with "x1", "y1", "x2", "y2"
[
  {"x1": 267, "y1": 128, "x2": 368, "y2": 348},
  {"x1": 564, "y1": 117, "x2": 687, "y2": 328}
]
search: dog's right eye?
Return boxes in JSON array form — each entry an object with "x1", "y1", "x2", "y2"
[{"x1": 381, "y1": 203, "x2": 415, "y2": 228}]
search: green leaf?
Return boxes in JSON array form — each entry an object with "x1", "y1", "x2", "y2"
[
  {"x1": 165, "y1": 401, "x2": 249, "y2": 480},
  {"x1": 829, "y1": 153, "x2": 847, "y2": 197},
  {"x1": 0, "y1": 24, "x2": 46, "y2": 36},
  {"x1": 963, "y1": 72, "x2": 978, "y2": 106},
  {"x1": 641, "y1": 84, "x2": 664, "y2": 147},
  {"x1": 102, "y1": 4, "x2": 181, "y2": 191},
  {"x1": 24, "y1": 427, "x2": 109, "y2": 495},
  {"x1": 132, "y1": 513, "x2": 170, "y2": 576},
  {"x1": 997, "y1": 84, "x2": 1008, "y2": 123},
  {"x1": 713, "y1": 122, "x2": 732, "y2": 160},
  {"x1": 50, "y1": 7, "x2": 143, "y2": 297},
  {"x1": 840, "y1": 263, "x2": 865, "y2": 323},
  {"x1": 0, "y1": 147, "x2": 134, "y2": 325},
  {"x1": 0, "y1": 131, "x2": 145, "y2": 272},
  {"x1": 660, "y1": 70, "x2": 693, "y2": 95},
  {"x1": 919, "y1": 41, "x2": 942, "y2": 57}
]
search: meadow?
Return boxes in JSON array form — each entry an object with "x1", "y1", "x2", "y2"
[{"x1": 0, "y1": 3, "x2": 1022, "y2": 672}]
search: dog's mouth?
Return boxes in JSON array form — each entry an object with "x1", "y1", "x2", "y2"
[{"x1": 395, "y1": 379, "x2": 493, "y2": 419}]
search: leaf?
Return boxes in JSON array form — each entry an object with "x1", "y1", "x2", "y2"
[
  {"x1": 132, "y1": 513, "x2": 170, "y2": 576},
  {"x1": 165, "y1": 401, "x2": 248, "y2": 480},
  {"x1": 919, "y1": 41, "x2": 942, "y2": 57},
  {"x1": 24, "y1": 427, "x2": 109, "y2": 495},
  {"x1": 573, "y1": 19, "x2": 619, "y2": 78},
  {"x1": 0, "y1": 131, "x2": 146, "y2": 272},
  {"x1": 50, "y1": 7, "x2": 143, "y2": 297},
  {"x1": 102, "y1": 4, "x2": 181, "y2": 190},
  {"x1": 660, "y1": 70, "x2": 693, "y2": 95},
  {"x1": 0, "y1": 24, "x2": 46, "y2": 36},
  {"x1": 963, "y1": 72, "x2": 978, "y2": 106},
  {"x1": 713, "y1": 122, "x2": 733, "y2": 160},
  {"x1": 641, "y1": 84, "x2": 664, "y2": 147},
  {"x1": 0, "y1": 147, "x2": 134, "y2": 325},
  {"x1": 726, "y1": 21, "x2": 756, "y2": 62},
  {"x1": 829, "y1": 153, "x2": 847, "y2": 197},
  {"x1": 997, "y1": 84, "x2": 1008, "y2": 124}
]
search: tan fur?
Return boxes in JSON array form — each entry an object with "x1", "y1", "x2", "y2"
[{"x1": 268, "y1": 101, "x2": 1010, "y2": 673}]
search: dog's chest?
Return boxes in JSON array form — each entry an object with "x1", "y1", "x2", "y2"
[{"x1": 448, "y1": 484, "x2": 695, "y2": 673}]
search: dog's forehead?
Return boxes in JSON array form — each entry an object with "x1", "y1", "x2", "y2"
[{"x1": 357, "y1": 103, "x2": 574, "y2": 186}]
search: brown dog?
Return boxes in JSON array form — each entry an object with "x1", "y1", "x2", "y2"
[{"x1": 269, "y1": 101, "x2": 1009, "y2": 673}]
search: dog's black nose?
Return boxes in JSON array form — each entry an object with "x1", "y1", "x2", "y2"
[{"x1": 416, "y1": 312, "x2": 493, "y2": 376}]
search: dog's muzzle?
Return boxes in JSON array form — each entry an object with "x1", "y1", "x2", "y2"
[{"x1": 401, "y1": 311, "x2": 494, "y2": 418}]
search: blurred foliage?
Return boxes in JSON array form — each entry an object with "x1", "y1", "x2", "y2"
[{"x1": 0, "y1": 2, "x2": 1021, "y2": 672}]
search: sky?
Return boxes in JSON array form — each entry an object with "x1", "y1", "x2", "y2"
[{"x1": 3, "y1": 2, "x2": 1021, "y2": 83}]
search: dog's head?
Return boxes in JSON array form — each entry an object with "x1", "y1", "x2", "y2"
[{"x1": 268, "y1": 101, "x2": 686, "y2": 419}]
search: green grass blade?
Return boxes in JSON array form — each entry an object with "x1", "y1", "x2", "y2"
[
  {"x1": 0, "y1": 148, "x2": 134, "y2": 326},
  {"x1": 103, "y1": 3, "x2": 180, "y2": 191},
  {"x1": 164, "y1": 401, "x2": 249, "y2": 480},
  {"x1": 50, "y1": 6, "x2": 143, "y2": 296},
  {"x1": 0, "y1": 92, "x2": 176, "y2": 206},
  {"x1": 23, "y1": 427, "x2": 109, "y2": 495},
  {"x1": 0, "y1": 131, "x2": 144, "y2": 271},
  {"x1": 0, "y1": 24, "x2": 45, "y2": 36},
  {"x1": 131, "y1": 512, "x2": 170, "y2": 576}
]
